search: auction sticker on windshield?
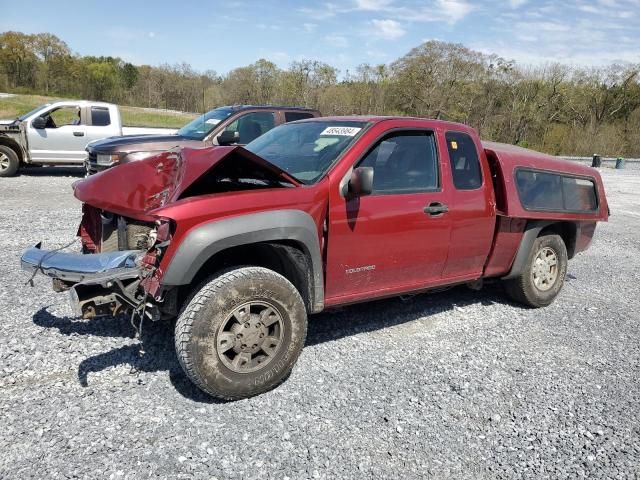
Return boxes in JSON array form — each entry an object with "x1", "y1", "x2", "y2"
[{"x1": 320, "y1": 126, "x2": 361, "y2": 136}]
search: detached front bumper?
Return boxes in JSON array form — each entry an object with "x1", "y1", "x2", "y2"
[
  {"x1": 21, "y1": 244, "x2": 141, "y2": 283},
  {"x1": 21, "y1": 244, "x2": 144, "y2": 318}
]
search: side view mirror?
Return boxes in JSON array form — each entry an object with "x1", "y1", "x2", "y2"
[
  {"x1": 348, "y1": 167, "x2": 374, "y2": 197},
  {"x1": 31, "y1": 116, "x2": 47, "y2": 129},
  {"x1": 217, "y1": 130, "x2": 240, "y2": 146}
]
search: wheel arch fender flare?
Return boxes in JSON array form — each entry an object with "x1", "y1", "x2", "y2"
[
  {"x1": 161, "y1": 209, "x2": 325, "y2": 312},
  {"x1": 502, "y1": 220, "x2": 555, "y2": 280}
]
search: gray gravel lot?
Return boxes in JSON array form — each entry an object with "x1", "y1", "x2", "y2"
[{"x1": 0, "y1": 166, "x2": 639, "y2": 479}]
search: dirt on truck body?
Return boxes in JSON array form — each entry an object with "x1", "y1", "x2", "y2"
[{"x1": 21, "y1": 116, "x2": 609, "y2": 400}]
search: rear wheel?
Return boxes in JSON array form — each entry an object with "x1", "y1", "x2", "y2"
[
  {"x1": 504, "y1": 234, "x2": 568, "y2": 308},
  {"x1": 0, "y1": 146, "x2": 20, "y2": 177},
  {"x1": 175, "y1": 267, "x2": 308, "y2": 400}
]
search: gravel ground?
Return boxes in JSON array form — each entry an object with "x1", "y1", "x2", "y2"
[{"x1": 0, "y1": 166, "x2": 638, "y2": 479}]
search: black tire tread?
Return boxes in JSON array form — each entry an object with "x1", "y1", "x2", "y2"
[
  {"x1": 504, "y1": 234, "x2": 567, "y2": 308},
  {"x1": 0, "y1": 145, "x2": 20, "y2": 177},
  {"x1": 175, "y1": 266, "x2": 307, "y2": 400}
]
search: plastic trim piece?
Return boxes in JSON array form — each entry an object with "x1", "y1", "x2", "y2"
[
  {"x1": 501, "y1": 221, "x2": 553, "y2": 280},
  {"x1": 161, "y1": 210, "x2": 325, "y2": 312}
]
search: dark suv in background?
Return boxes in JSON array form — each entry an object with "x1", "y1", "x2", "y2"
[{"x1": 85, "y1": 105, "x2": 320, "y2": 174}]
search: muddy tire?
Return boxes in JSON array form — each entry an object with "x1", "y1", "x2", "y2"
[
  {"x1": 175, "y1": 267, "x2": 308, "y2": 400},
  {"x1": 0, "y1": 145, "x2": 20, "y2": 177},
  {"x1": 504, "y1": 234, "x2": 568, "y2": 308}
]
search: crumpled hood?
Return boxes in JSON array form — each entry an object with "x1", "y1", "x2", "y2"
[
  {"x1": 73, "y1": 146, "x2": 300, "y2": 221},
  {"x1": 86, "y1": 133, "x2": 202, "y2": 154}
]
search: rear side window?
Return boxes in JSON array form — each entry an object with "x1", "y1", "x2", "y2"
[
  {"x1": 284, "y1": 111, "x2": 315, "y2": 122},
  {"x1": 91, "y1": 107, "x2": 111, "y2": 126},
  {"x1": 446, "y1": 132, "x2": 482, "y2": 190},
  {"x1": 516, "y1": 169, "x2": 598, "y2": 212}
]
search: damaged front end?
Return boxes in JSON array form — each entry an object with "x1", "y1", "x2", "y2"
[
  {"x1": 74, "y1": 146, "x2": 299, "y2": 254},
  {"x1": 21, "y1": 145, "x2": 299, "y2": 321},
  {"x1": 21, "y1": 218, "x2": 172, "y2": 320},
  {"x1": 21, "y1": 244, "x2": 146, "y2": 319}
]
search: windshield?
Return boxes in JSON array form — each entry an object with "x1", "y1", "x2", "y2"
[
  {"x1": 245, "y1": 120, "x2": 367, "y2": 183},
  {"x1": 177, "y1": 107, "x2": 235, "y2": 140},
  {"x1": 18, "y1": 104, "x2": 50, "y2": 121}
]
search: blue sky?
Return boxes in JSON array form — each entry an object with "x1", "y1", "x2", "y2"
[{"x1": 2, "y1": 0, "x2": 639, "y2": 74}]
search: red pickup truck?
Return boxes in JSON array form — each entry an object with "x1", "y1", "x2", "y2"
[{"x1": 21, "y1": 116, "x2": 609, "y2": 400}]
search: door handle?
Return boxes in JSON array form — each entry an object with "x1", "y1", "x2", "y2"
[
  {"x1": 424, "y1": 202, "x2": 449, "y2": 215},
  {"x1": 73, "y1": 131, "x2": 85, "y2": 137}
]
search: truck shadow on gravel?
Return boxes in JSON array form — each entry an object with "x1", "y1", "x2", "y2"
[
  {"x1": 32, "y1": 284, "x2": 517, "y2": 403},
  {"x1": 305, "y1": 285, "x2": 507, "y2": 346},
  {"x1": 32, "y1": 307, "x2": 216, "y2": 402}
]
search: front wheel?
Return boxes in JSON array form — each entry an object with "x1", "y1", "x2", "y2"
[
  {"x1": 175, "y1": 267, "x2": 308, "y2": 400},
  {"x1": 0, "y1": 145, "x2": 20, "y2": 177},
  {"x1": 503, "y1": 234, "x2": 568, "y2": 308}
]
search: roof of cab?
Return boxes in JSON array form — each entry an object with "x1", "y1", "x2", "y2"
[
  {"x1": 297, "y1": 115, "x2": 479, "y2": 131},
  {"x1": 293, "y1": 115, "x2": 599, "y2": 178},
  {"x1": 49, "y1": 100, "x2": 114, "y2": 108},
  {"x1": 228, "y1": 105, "x2": 319, "y2": 112}
]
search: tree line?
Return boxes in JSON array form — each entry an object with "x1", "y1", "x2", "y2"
[{"x1": 1, "y1": 31, "x2": 639, "y2": 156}]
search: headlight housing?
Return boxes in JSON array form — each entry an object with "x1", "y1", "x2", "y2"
[{"x1": 96, "y1": 153, "x2": 119, "y2": 166}]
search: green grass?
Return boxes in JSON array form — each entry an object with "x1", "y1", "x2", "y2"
[
  {"x1": 119, "y1": 105, "x2": 197, "y2": 128},
  {"x1": 0, "y1": 94, "x2": 197, "y2": 129}
]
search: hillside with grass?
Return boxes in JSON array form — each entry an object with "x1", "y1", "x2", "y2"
[{"x1": 0, "y1": 94, "x2": 197, "y2": 129}]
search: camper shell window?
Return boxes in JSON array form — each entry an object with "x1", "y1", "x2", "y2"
[{"x1": 515, "y1": 168, "x2": 598, "y2": 213}]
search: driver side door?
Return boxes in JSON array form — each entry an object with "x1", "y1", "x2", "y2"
[
  {"x1": 324, "y1": 129, "x2": 452, "y2": 305},
  {"x1": 28, "y1": 105, "x2": 88, "y2": 163}
]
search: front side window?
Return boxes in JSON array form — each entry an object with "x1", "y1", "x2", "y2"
[
  {"x1": 245, "y1": 120, "x2": 367, "y2": 183},
  {"x1": 42, "y1": 106, "x2": 82, "y2": 128},
  {"x1": 224, "y1": 112, "x2": 276, "y2": 144},
  {"x1": 516, "y1": 169, "x2": 598, "y2": 212},
  {"x1": 446, "y1": 131, "x2": 482, "y2": 190},
  {"x1": 177, "y1": 107, "x2": 235, "y2": 140},
  {"x1": 357, "y1": 131, "x2": 439, "y2": 194}
]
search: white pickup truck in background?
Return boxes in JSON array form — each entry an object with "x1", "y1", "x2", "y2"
[{"x1": 0, "y1": 100, "x2": 177, "y2": 177}]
